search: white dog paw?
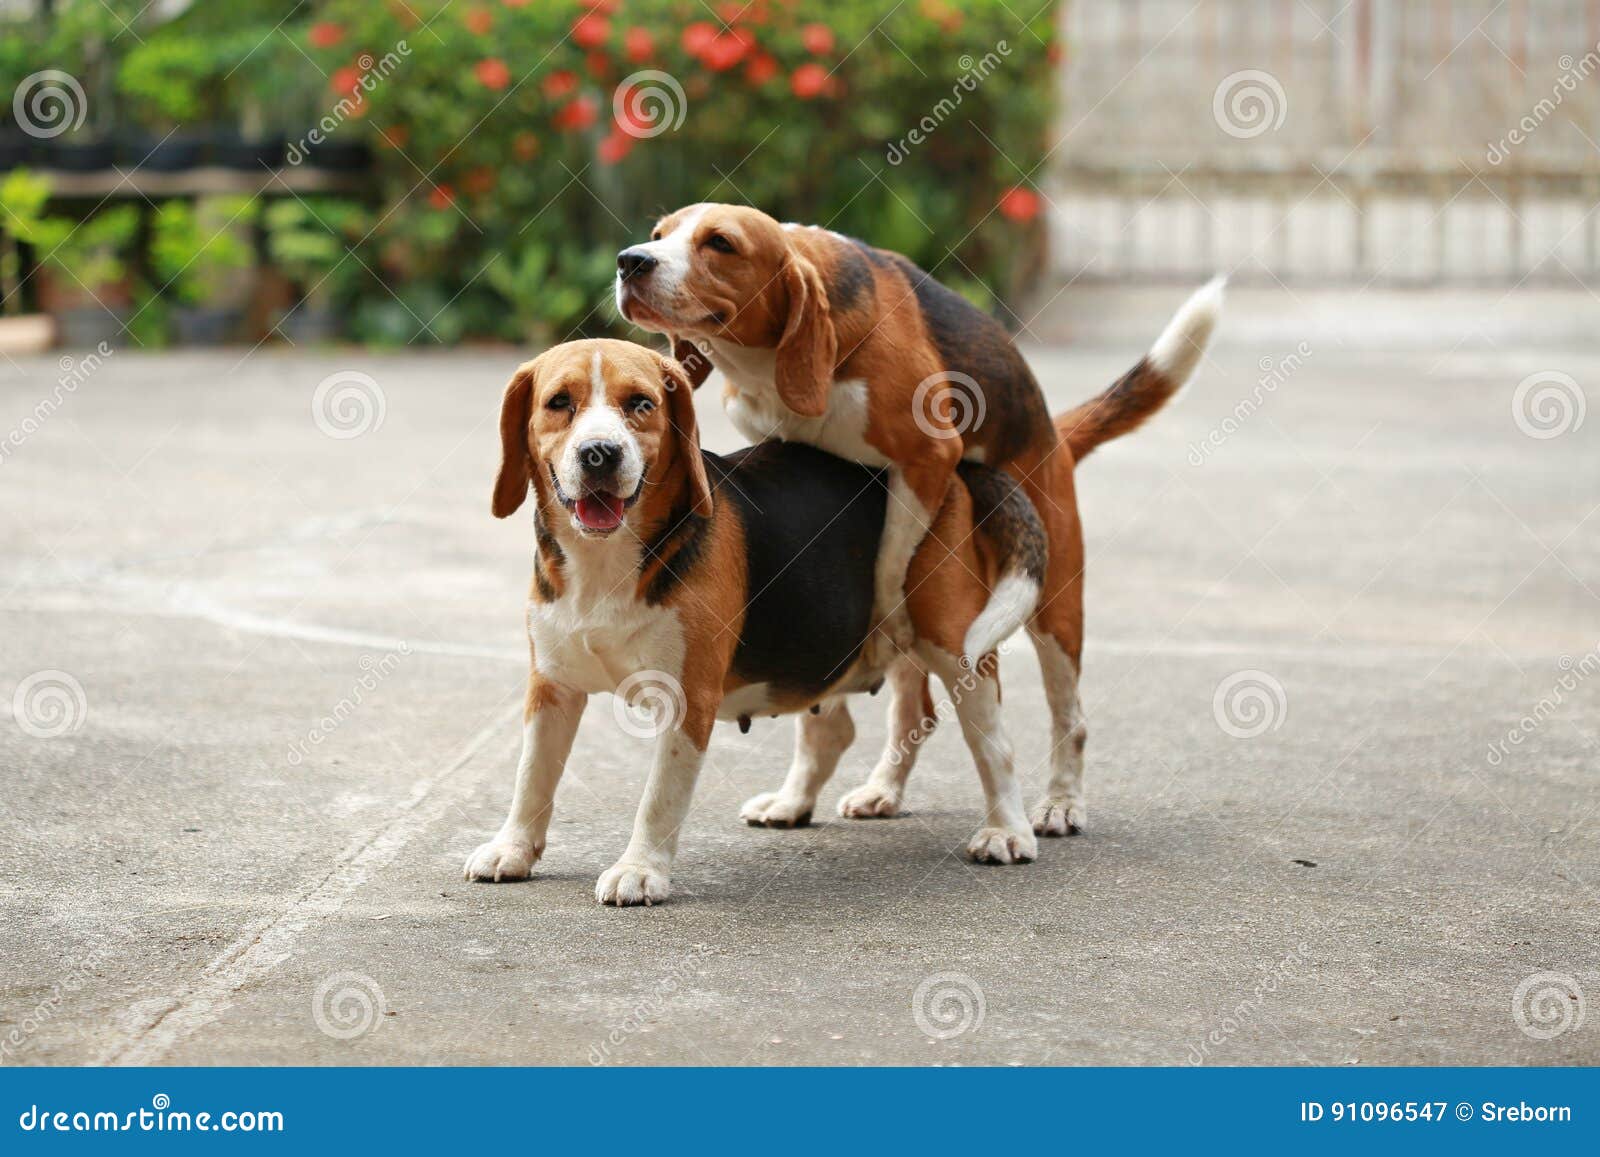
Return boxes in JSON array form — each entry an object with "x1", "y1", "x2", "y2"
[
  {"x1": 740, "y1": 791, "x2": 814, "y2": 828},
  {"x1": 966, "y1": 826, "x2": 1038, "y2": 864},
  {"x1": 837, "y1": 782, "x2": 903, "y2": 819},
  {"x1": 595, "y1": 861, "x2": 671, "y2": 907},
  {"x1": 463, "y1": 835, "x2": 540, "y2": 882},
  {"x1": 1030, "y1": 798, "x2": 1085, "y2": 837}
]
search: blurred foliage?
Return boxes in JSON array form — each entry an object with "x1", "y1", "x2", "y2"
[{"x1": 149, "y1": 197, "x2": 260, "y2": 305}]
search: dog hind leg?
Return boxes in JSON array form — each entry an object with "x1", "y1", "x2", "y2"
[
  {"x1": 837, "y1": 657, "x2": 932, "y2": 818},
  {"x1": 740, "y1": 698, "x2": 855, "y2": 827}
]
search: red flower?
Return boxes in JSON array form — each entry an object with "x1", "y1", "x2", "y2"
[
  {"x1": 542, "y1": 69, "x2": 579, "y2": 98},
  {"x1": 718, "y1": 0, "x2": 745, "y2": 19},
  {"x1": 744, "y1": 52, "x2": 778, "y2": 86},
  {"x1": 586, "y1": 51, "x2": 611, "y2": 79},
  {"x1": 572, "y1": 12, "x2": 609, "y2": 48},
  {"x1": 998, "y1": 186, "x2": 1041, "y2": 224},
  {"x1": 682, "y1": 21, "x2": 717, "y2": 57},
  {"x1": 463, "y1": 6, "x2": 493, "y2": 35},
  {"x1": 308, "y1": 22, "x2": 344, "y2": 49},
  {"x1": 701, "y1": 32, "x2": 747, "y2": 72},
  {"x1": 790, "y1": 62, "x2": 829, "y2": 99},
  {"x1": 429, "y1": 184, "x2": 455, "y2": 210},
  {"x1": 624, "y1": 26, "x2": 653, "y2": 62},
  {"x1": 474, "y1": 58, "x2": 511, "y2": 90},
  {"x1": 553, "y1": 94, "x2": 599, "y2": 132},
  {"x1": 377, "y1": 124, "x2": 409, "y2": 149},
  {"x1": 597, "y1": 130, "x2": 634, "y2": 165},
  {"x1": 801, "y1": 23, "x2": 834, "y2": 54},
  {"x1": 582, "y1": 0, "x2": 618, "y2": 11},
  {"x1": 464, "y1": 166, "x2": 497, "y2": 195},
  {"x1": 512, "y1": 131, "x2": 541, "y2": 160},
  {"x1": 330, "y1": 66, "x2": 362, "y2": 96}
]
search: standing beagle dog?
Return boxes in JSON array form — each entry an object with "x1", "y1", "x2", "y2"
[
  {"x1": 465, "y1": 339, "x2": 1048, "y2": 905},
  {"x1": 615, "y1": 204, "x2": 1222, "y2": 838}
]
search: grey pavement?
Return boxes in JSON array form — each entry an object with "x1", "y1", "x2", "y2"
[{"x1": 1, "y1": 286, "x2": 1597, "y2": 1065}]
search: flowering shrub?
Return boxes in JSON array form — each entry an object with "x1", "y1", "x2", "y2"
[{"x1": 310, "y1": 0, "x2": 1058, "y2": 344}]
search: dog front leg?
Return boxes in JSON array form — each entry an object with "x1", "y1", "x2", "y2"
[
  {"x1": 740, "y1": 698, "x2": 855, "y2": 827},
  {"x1": 464, "y1": 678, "x2": 586, "y2": 882},
  {"x1": 596, "y1": 706, "x2": 715, "y2": 906}
]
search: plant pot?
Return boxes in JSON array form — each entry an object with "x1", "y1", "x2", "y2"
[
  {"x1": 54, "y1": 304, "x2": 131, "y2": 349},
  {"x1": 211, "y1": 131, "x2": 284, "y2": 171},
  {"x1": 46, "y1": 139, "x2": 116, "y2": 172},
  {"x1": 301, "y1": 138, "x2": 370, "y2": 173},
  {"x1": 275, "y1": 303, "x2": 340, "y2": 344},
  {"x1": 0, "y1": 313, "x2": 56, "y2": 355},
  {"x1": 0, "y1": 131, "x2": 36, "y2": 170},
  {"x1": 119, "y1": 131, "x2": 206, "y2": 173},
  {"x1": 171, "y1": 304, "x2": 242, "y2": 346}
]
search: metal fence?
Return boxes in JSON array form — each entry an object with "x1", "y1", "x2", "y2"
[{"x1": 1050, "y1": 0, "x2": 1600, "y2": 283}]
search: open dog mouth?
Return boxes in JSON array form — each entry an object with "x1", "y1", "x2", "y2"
[{"x1": 549, "y1": 465, "x2": 642, "y2": 535}]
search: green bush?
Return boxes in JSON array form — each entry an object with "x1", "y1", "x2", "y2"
[
  {"x1": 309, "y1": 0, "x2": 1058, "y2": 343},
  {"x1": 149, "y1": 197, "x2": 259, "y2": 305}
]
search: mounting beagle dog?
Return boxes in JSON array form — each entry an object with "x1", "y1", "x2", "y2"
[
  {"x1": 465, "y1": 339, "x2": 1048, "y2": 905},
  {"x1": 615, "y1": 203, "x2": 1223, "y2": 838}
]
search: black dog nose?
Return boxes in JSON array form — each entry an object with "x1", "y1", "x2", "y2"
[
  {"x1": 617, "y1": 248, "x2": 658, "y2": 280},
  {"x1": 577, "y1": 439, "x2": 623, "y2": 473}
]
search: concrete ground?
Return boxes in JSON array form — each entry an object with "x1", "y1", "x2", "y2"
[{"x1": 1, "y1": 286, "x2": 1596, "y2": 1066}]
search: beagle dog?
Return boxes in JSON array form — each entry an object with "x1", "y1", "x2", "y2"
[
  {"x1": 615, "y1": 204, "x2": 1222, "y2": 838},
  {"x1": 465, "y1": 339, "x2": 1048, "y2": 905}
]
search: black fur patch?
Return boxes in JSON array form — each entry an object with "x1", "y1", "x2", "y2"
[
  {"x1": 707, "y1": 441, "x2": 885, "y2": 697},
  {"x1": 533, "y1": 554, "x2": 557, "y2": 602},
  {"x1": 533, "y1": 508, "x2": 563, "y2": 600},
  {"x1": 828, "y1": 240, "x2": 874, "y2": 314},
  {"x1": 638, "y1": 507, "x2": 711, "y2": 606},
  {"x1": 957, "y1": 460, "x2": 1047, "y2": 585},
  {"x1": 888, "y1": 252, "x2": 1055, "y2": 464}
]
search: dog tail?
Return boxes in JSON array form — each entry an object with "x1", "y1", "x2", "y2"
[
  {"x1": 1057, "y1": 276, "x2": 1225, "y2": 461},
  {"x1": 959, "y1": 461, "x2": 1047, "y2": 661}
]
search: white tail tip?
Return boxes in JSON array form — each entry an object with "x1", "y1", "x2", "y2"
[{"x1": 1148, "y1": 275, "x2": 1226, "y2": 384}]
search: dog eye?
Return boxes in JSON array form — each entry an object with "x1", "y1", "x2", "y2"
[
  {"x1": 704, "y1": 233, "x2": 736, "y2": 254},
  {"x1": 627, "y1": 395, "x2": 655, "y2": 416},
  {"x1": 545, "y1": 393, "x2": 572, "y2": 412}
]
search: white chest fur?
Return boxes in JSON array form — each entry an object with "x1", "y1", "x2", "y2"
[
  {"x1": 527, "y1": 533, "x2": 684, "y2": 694},
  {"x1": 708, "y1": 339, "x2": 890, "y2": 468}
]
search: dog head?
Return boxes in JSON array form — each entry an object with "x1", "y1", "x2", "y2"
[
  {"x1": 493, "y1": 339, "x2": 711, "y2": 537},
  {"x1": 614, "y1": 202, "x2": 837, "y2": 416}
]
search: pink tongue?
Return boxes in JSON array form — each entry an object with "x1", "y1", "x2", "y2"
[{"x1": 575, "y1": 492, "x2": 625, "y2": 530}]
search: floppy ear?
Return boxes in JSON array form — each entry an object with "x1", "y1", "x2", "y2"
[
  {"x1": 774, "y1": 254, "x2": 836, "y2": 418},
  {"x1": 492, "y1": 360, "x2": 538, "y2": 518},
  {"x1": 670, "y1": 336, "x2": 714, "y2": 388},
  {"x1": 659, "y1": 355, "x2": 713, "y2": 518}
]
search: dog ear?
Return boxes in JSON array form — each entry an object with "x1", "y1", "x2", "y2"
[
  {"x1": 660, "y1": 354, "x2": 713, "y2": 518},
  {"x1": 774, "y1": 254, "x2": 836, "y2": 418},
  {"x1": 492, "y1": 360, "x2": 538, "y2": 518},
  {"x1": 671, "y1": 336, "x2": 714, "y2": 388}
]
